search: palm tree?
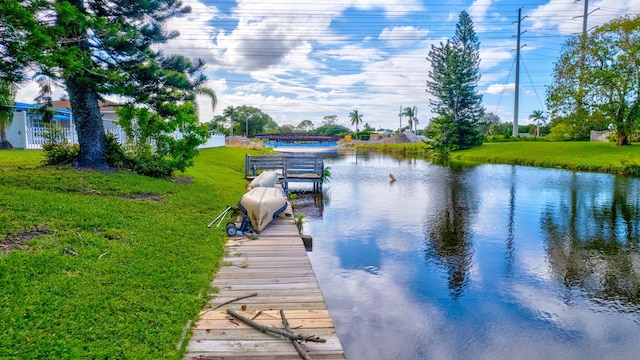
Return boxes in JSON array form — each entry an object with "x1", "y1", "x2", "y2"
[
  {"x1": 194, "y1": 87, "x2": 217, "y2": 118},
  {"x1": 529, "y1": 110, "x2": 547, "y2": 137},
  {"x1": 403, "y1": 106, "x2": 418, "y2": 133},
  {"x1": 349, "y1": 109, "x2": 363, "y2": 139},
  {"x1": 222, "y1": 106, "x2": 236, "y2": 136},
  {"x1": 0, "y1": 81, "x2": 17, "y2": 149}
]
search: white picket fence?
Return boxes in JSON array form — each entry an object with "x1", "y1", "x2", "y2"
[
  {"x1": 24, "y1": 126, "x2": 224, "y2": 149},
  {"x1": 25, "y1": 126, "x2": 77, "y2": 150}
]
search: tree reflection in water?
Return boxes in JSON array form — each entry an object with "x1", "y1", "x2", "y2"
[
  {"x1": 543, "y1": 173, "x2": 640, "y2": 309},
  {"x1": 422, "y1": 165, "x2": 479, "y2": 299}
]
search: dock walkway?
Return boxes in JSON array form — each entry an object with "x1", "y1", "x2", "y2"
[{"x1": 184, "y1": 206, "x2": 345, "y2": 359}]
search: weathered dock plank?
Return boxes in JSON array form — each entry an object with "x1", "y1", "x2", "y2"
[{"x1": 183, "y1": 214, "x2": 344, "y2": 359}]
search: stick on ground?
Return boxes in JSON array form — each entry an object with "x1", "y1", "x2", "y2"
[
  {"x1": 280, "y1": 309, "x2": 313, "y2": 360},
  {"x1": 200, "y1": 293, "x2": 258, "y2": 316},
  {"x1": 227, "y1": 309, "x2": 326, "y2": 343}
]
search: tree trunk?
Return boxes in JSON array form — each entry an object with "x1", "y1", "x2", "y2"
[
  {"x1": 0, "y1": 141, "x2": 13, "y2": 149},
  {"x1": 617, "y1": 131, "x2": 630, "y2": 146},
  {"x1": 0, "y1": 129, "x2": 13, "y2": 149},
  {"x1": 66, "y1": 78, "x2": 109, "y2": 169}
]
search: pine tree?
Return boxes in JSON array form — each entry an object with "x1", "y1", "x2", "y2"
[
  {"x1": 5, "y1": 1, "x2": 205, "y2": 169},
  {"x1": 426, "y1": 11, "x2": 484, "y2": 155}
]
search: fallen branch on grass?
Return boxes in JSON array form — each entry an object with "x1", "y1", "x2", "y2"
[{"x1": 227, "y1": 309, "x2": 326, "y2": 343}]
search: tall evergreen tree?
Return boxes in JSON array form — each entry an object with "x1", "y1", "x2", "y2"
[
  {"x1": 426, "y1": 11, "x2": 484, "y2": 154},
  {"x1": 0, "y1": 1, "x2": 48, "y2": 84},
  {"x1": 5, "y1": 1, "x2": 204, "y2": 169}
]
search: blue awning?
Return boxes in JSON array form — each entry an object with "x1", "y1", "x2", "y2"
[{"x1": 13, "y1": 102, "x2": 73, "y2": 121}]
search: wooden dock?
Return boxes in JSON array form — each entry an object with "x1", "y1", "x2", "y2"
[{"x1": 184, "y1": 208, "x2": 345, "y2": 359}]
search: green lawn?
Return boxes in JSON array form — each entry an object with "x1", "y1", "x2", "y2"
[
  {"x1": 0, "y1": 147, "x2": 260, "y2": 359},
  {"x1": 453, "y1": 142, "x2": 640, "y2": 175}
]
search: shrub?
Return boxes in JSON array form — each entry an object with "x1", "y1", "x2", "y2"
[
  {"x1": 42, "y1": 142, "x2": 79, "y2": 165},
  {"x1": 41, "y1": 125, "x2": 79, "y2": 165},
  {"x1": 547, "y1": 123, "x2": 575, "y2": 141},
  {"x1": 104, "y1": 134, "x2": 174, "y2": 178},
  {"x1": 114, "y1": 104, "x2": 210, "y2": 178}
]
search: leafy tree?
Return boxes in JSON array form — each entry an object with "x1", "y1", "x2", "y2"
[
  {"x1": 323, "y1": 115, "x2": 337, "y2": 126},
  {"x1": 220, "y1": 105, "x2": 276, "y2": 136},
  {"x1": 279, "y1": 124, "x2": 296, "y2": 133},
  {"x1": 476, "y1": 112, "x2": 501, "y2": 136},
  {"x1": 204, "y1": 115, "x2": 228, "y2": 133},
  {"x1": 263, "y1": 118, "x2": 281, "y2": 134},
  {"x1": 235, "y1": 105, "x2": 276, "y2": 136},
  {"x1": 6, "y1": 1, "x2": 200, "y2": 169},
  {"x1": 426, "y1": 11, "x2": 484, "y2": 154},
  {"x1": 0, "y1": 81, "x2": 17, "y2": 149},
  {"x1": 349, "y1": 109, "x2": 363, "y2": 138},
  {"x1": 313, "y1": 124, "x2": 350, "y2": 136},
  {"x1": 529, "y1": 110, "x2": 547, "y2": 137},
  {"x1": 547, "y1": 15, "x2": 640, "y2": 145},
  {"x1": 547, "y1": 122, "x2": 575, "y2": 141},
  {"x1": 518, "y1": 124, "x2": 535, "y2": 135},
  {"x1": 297, "y1": 120, "x2": 314, "y2": 133}
]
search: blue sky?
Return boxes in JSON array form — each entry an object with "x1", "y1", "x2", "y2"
[{"x1": 16, "y1": 0, "x2": 640, "y2": 131}]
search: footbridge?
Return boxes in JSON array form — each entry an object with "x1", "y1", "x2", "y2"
[{"x1": 252, "y1": 133, "x2": 339, "y2": 143}]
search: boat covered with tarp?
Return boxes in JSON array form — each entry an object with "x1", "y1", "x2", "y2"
[{"x1": 238, "y1": 187, "x2": 288, "y2": 232}]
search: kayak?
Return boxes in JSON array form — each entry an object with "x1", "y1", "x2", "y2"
[
  {"x1": 249, "y1": 170, "x2": 279, "y2": 188},
  {"x1": 238, "y1": 187, "x2": 288, "y2": 233}
]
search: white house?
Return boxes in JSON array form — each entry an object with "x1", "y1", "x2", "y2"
[{"x1": 5, "y1": 101, "x2": 224, "y2": 149}]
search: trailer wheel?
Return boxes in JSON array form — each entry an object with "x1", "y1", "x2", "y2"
[{"x1": 226, "y1": 224, "x2": 238, "y2": 236}]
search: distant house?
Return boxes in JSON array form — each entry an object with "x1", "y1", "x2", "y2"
[
  {"x1": 5, "y1": 101, "x2": 224, "y2": 149},
  {"x1": 369, "y1": 131, "x2": 392, "y2": 141}
]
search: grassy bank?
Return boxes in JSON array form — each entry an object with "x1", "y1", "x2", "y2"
[
  {"x1": 0, "y1": 147, "x2": 261, "y2": 359},
  {"x1": 350, "y1": 140, "x2": 640, "y2": 175},
  {"x1": 453, "y1": 142, "x2": 640, "y2": 175},
  {"x1": 351, "y1": 142, "x2": 432, "y2": 157}
]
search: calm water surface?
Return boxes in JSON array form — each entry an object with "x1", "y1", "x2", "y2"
[{"x1": 290, "y1": 150, "x2": 640, "y2": 360}]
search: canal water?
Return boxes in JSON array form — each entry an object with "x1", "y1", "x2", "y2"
[{"x1": 288, "y1": 149, "x2": 640, "y2": 360}]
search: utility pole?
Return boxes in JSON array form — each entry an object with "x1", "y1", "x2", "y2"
[
  {"x1": 574, "y1": 0, "x2": 598, "y2": 36},
  {"x1": 512, "y1": 8, "x2": 526, "y2": 137},
  {"x1": 573, "y1": 0, "x2": 598, "y2": 127},
  {"x1": 398, "y1": 105, "x2": 403, "y2": 133},
  {"x1": 581, "y1": 0, "x2": 589, "y2": 35}
]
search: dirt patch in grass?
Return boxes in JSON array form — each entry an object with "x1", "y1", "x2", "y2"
[
  {"x1": 1, "y1": 227, "x2": 49, "y2": 253},
  {"x1": 171, "y1": 176, "x2": 193, "y2": 185},
  {"x1": 121, "y1": 193, "x2": 163, "y2": 201}
]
